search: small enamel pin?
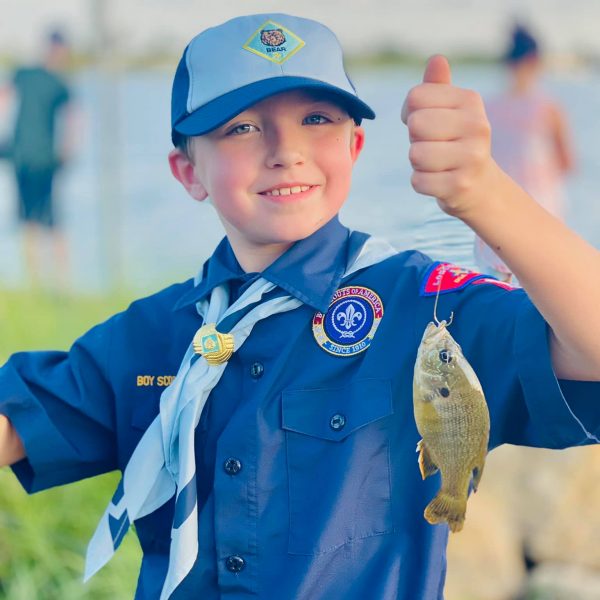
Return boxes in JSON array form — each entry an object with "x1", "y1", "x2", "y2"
[{"x1": 193, "y1": 323, "x2": 235, "y2": 366}]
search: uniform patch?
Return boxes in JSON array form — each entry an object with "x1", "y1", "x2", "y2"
[
  {"x1": 312, "y1": 286, "x2": 384, "y2": 356},
  {"x1": 420, "y1": 262, "x2": 486, "y2": 296},
  {"x1": 420, "y1": 262, "x2": 516, "y2": 296},
  {"x1": 243, "y1": 19, "x2": 305, "y2": 65}
]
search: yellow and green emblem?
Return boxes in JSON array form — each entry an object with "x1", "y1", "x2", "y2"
[
  {"x1": 193, "y1": 324, "x2": 234, "y2": 366},
  {"x1": 243, "y1": 19, "x2": 305, "y2": 64}
]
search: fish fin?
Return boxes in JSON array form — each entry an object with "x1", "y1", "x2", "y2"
[
  {"x1": 416, "y1": 439, "x2": 439, "y2": 480},
  {"x1": 424, "y1": 491, "x2": 467, "y2": 533},
  {"x1": 471, "y1": 463, "x2": 485, "y2": 493}
]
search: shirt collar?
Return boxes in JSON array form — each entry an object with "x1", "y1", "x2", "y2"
[{"x1": 173, "y1": 216, "x2": 351, "y2": 313}]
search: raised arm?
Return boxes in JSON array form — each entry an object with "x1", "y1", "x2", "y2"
[
  {"x1": 402, "y1": 55, "x2": 600, "y2": 381},
  {"x1": 0, "y1": 414, "x2": 25, "y2": 467}
]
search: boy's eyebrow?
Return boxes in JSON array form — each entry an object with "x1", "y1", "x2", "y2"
[
  {"x1": 305, "y1": 100, "x2": 347, "y2": 111},
  {"x1": 299, "y1": 96, "x2": 353, "y2": 117}
]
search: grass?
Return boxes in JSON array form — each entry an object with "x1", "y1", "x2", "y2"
[{"x1": 0, "y1": 288, "x2": 142, "y2": 599}]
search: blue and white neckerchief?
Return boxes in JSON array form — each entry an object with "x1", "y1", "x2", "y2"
[{"x1": 85, "y1": 234, "x2": 397, "y2": 599}]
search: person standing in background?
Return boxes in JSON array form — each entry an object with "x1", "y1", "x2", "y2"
[
  {"x1": 3, "y1": 30, "x2": 76, "y2": 290},
  {"x1": 475, "y1": 24, "x2": 575, "y2": 283}
]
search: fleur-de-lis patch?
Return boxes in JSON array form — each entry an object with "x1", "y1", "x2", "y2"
[
  {"x1": 335, "y1": 302, "x2": 363, "y2": 337},
  {"x1": 312, "y1": 286, "x2": 384, "y2": 356}
]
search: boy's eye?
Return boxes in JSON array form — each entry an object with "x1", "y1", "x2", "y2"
[
  {"x1": 226, "y1": 123, "x2": 258, "y2": 136},
  {"x1": 303, "y1": 114, "x2": 330, "y2": 125}
]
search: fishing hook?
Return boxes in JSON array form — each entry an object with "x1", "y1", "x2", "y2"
[{"x1": 433, "y1": 264, "x2": 454, "y2": 327}]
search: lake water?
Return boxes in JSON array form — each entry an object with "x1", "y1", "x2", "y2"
[{"x1": 0, "y1": 63, "x2": 599, "y2": 293}]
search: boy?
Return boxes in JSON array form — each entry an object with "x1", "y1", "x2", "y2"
[{"x1": 1, "y1": 13, "x2": 599, "y2": 600}]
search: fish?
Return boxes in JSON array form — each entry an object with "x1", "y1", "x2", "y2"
[{"x1": 413, "y1": 320, "x2": 490, "y2": 532}]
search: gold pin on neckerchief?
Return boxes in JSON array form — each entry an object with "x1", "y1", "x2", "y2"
[{"x1": 193, "y1": 324, "x2": 235, "y2": 366}]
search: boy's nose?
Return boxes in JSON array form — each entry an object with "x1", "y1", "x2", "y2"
[{"x1": 264, "y1": 130, "x2": 306, "y2": 169}]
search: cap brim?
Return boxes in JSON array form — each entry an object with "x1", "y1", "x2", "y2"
[{"x1": 172, "y1": 76, "x2": 375, "y2": 139}]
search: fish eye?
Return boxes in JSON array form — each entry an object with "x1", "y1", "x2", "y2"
[
  {"x1": 439, "y1": 349, "x2": 452, "y2": 363},
  {"x1": 439, "y1": 387, "x2": 450, "y2": 398}
]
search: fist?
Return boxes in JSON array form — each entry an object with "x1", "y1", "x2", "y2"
[{"x1": 402, "y1": 55, "x2": 495, "y2": 218}]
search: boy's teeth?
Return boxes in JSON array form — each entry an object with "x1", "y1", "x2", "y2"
[{"x1": 266, "y1": 185, "x2": 311, "y2": 196}]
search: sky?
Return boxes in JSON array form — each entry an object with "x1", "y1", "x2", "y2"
[{"x1": 0, "y1": 0, "x2": 599, "y2": 62}]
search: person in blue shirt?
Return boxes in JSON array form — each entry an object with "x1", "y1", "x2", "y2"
[{"x1": 1, "y1": 13, "x2": 599, "y2": 600}]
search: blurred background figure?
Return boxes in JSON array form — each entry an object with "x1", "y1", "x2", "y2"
[
  {"x1": 0, "y1": 29, "x2": 76, "y2": 290},
  {"x1": 474, "y1": 23, "x2": 576, "y2": 283}
]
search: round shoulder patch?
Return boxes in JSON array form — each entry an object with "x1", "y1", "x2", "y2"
[{"x1": 312, "y1": 286, "x2": 384, "y2": 356}]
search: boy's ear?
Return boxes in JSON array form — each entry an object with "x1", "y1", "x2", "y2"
[
  {"x1": 350, "y1": 125, "x2": 365, "y2": 162},
  {"x1": 168, "y1": 148, "x2": 209, "y2": 202}
]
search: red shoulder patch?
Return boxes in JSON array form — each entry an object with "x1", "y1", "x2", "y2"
[
  {"x1": 420, "y1": 262, "x2": 483, "y2": 296},
  {"x1": 420, "y1": 262, "x2": 517, "y2": 296}
]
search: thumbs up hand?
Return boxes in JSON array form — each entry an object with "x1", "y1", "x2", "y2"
[{"x1": 402, "y1": 55, "x2": 499, "y2": 219}]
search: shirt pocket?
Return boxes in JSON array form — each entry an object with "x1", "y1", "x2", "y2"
[{"x1": 282, "y1": 378, "x2": 394, "y2": 555}]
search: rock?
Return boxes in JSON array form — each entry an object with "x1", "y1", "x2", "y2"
[
  {"x1": 444, "y1": 480, "x2": 525, "y2": 600},
  {"x1": 528, "y1": 446, "x2": 600, "y2": 569},
  {"x1": 523, "y1": 563, "x2": 600, "y2": 600},
  {"x1": 478, "y1": 445, "x2": 585, "y2": 547},
  {"x1": 444, "y1": 444, "x2": 600, "y2": 600}
]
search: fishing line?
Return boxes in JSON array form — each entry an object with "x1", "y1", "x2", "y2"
[{"x1": 433, "y1": 264, "x2": 454, "y2": 327}]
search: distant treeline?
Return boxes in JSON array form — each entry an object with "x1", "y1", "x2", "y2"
[{"x1": 0, "y1": 47, "x2": 597, "y2": 72}]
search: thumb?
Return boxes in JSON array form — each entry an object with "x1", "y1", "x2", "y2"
[{"x1": 422, "y1": 54, "x2": 452, "y2": 85}]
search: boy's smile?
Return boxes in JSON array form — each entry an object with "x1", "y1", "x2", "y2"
[
  {"x1": 259, "y1": 184, "x2": 314, "y2": 199},
  {"x1": 169, "y1": 90, "x2": 364, "y2": 272}
]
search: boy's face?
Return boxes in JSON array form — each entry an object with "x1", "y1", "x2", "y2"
[{"x1": 169, "y1": 90, "x2": 365, "y2": 268}]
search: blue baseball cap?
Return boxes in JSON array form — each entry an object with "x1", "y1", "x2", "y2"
[{"x1": 171, "y1": 13, "x2": 375, "y2": 143}]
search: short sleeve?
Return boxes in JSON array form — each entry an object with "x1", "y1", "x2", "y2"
[
  {"x1": 0, "y1": 319, "x2": 118, "y2": 493},
  {"x1": 512, "y1": 297, "x2": 599, "y2": 447},
  {"x1": 423, "y1": 280, "x2": 600, "y2": 450},
  {"x1": 556, "y1": 379, "x2": 600, "y2": 435}
]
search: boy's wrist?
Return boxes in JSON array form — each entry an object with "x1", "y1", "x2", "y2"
[{"x1": 440, "y1": 159, "x2": 507, "y2": 224}]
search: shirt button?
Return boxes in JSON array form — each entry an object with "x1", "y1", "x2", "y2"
[
  {"x1": 329, "y1": 413, "x2": 346, "y2": 431},
  {"x1": 225, "y1": 555, "x2": 246, "y2": 573},
  {"x1": 250, "y1": 362, "x2": 264, "y2": 379},
  {"x1": 223, "y1": 457, "x2": 242, "y2": 475}
]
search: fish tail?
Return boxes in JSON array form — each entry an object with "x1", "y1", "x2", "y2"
[{"x1": 424, "y1": 491, "x2": 466, "y2": 532}]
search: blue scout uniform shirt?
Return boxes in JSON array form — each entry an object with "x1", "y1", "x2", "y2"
[{"x1": 1, "y1": 216, "x2": 599, "y2": 600}]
